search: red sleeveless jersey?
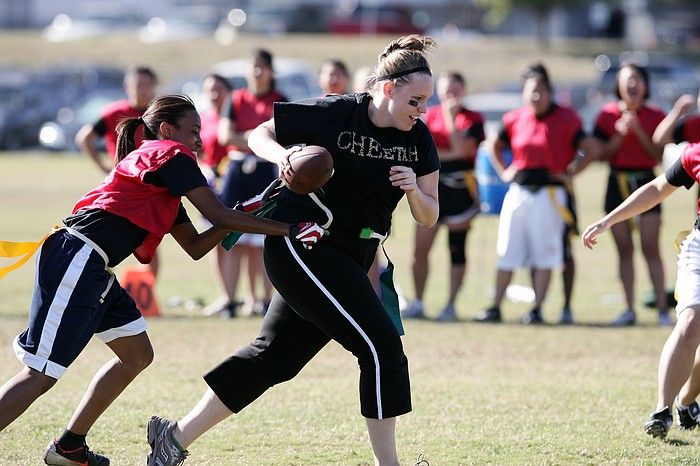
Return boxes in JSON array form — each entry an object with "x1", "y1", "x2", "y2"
[
  {"x1": 594, "y1": 101, "x2": 665, "y2": 170},
  {"x1": 227, "y1": 88, "x2": 285, "y2": 152},
  {"x1": 72, "y1": 140, "x2": 197, "y2": 263}
]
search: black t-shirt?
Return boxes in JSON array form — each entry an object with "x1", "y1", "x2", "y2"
[
  {"x1": 272, "y1": 93, "x2": 439, "y2": 239},
  {"x1": 665, "y1": 156, "x2": 695, "y2": 189},
  {"x1": 64, "y1": 153, "x2": 208, "y2": 266}
]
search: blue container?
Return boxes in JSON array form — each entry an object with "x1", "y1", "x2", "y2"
[{"x1": 475, "y1": 147, "x2": 512, "y2": 215}]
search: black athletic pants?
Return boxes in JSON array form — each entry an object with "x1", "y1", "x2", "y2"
[{"x1": 204, "y1": 235, "x2": 411, "y2": 419}]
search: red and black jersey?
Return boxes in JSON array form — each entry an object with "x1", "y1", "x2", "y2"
[
  {"x1": 72, "y1": 140, "x2": 199, "y2": 264},
  {"x1": 199, "y1": 109, "x2": 227, "y2": 169},
  {"x1": 594, "y1": 101, "x2": 666, "y2": 170},
  {"x1": 93, "y1": 99, "x2": 144, "y2": 159},
  {"x1": 224, "y1": 88, "x2": 287, "y2": 152},
  {"x1": 674, "y1": 115, "x2": 700, "y2": 144},
  {"x1": 499, "y1": 104, "x2": 583, "y2": 174},
  {"x1": 424, "y1": 104, "x2": 485, "y2": 161}
]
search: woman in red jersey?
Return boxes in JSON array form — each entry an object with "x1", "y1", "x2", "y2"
[
  {"x1": 402, "y1": 71, "x2": 485, "y2": 322},
  {"x1": 593, "y1": 62, "x2": 671, "y2": 326},
  {"x1": 0, "y1": 95, "x2": 323, "y2": 466},
  {"x1": 583, "y1": 142, "x2": 700, "y2": 438},
  {"x1": 197, "y1": 73, "x2": 232, "y2": 186},
  {"x1": 206, "y1": 49, "x2": 287, "y2": 318},
  {"x1": 474, "y1": 63, "x2": 597, "y2": 325}
]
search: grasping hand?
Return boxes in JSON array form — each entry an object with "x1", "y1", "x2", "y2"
[
  {"x1": 389, "y1": 166, "x2": 418, "y2": 192},
  {"x1": 279, "y1": 145, "x2": 302, "y2": 185}
]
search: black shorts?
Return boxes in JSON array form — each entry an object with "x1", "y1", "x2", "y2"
[
  {"x1": 604, "y1": 169, "x2": 660, "y2": 215},
  {"x1": 14, "y1": 229, "x2": 145, "y2": 379},
  {"x1": 437, "y1": 162, "x2": 479, "y2": 224},
  {"x1": 219, "y1": 154, "x2": 277, "y2": 208}
]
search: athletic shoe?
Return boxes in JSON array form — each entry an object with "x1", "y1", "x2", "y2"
[
  {"x1": 147, "y1": 416, "x2": 189, "y2": 466},
  {"x1": 521, "y1": 307, "x2": 543, "y2": 325},
  {"x1": 44, "y1": 440, "x2": 110, "y2": 466},
  {"x1": 401, "y1": 301, "x2": 425, "y2": 319},
  {"x1": 435, "y1": 304, "x2": 457, "y2": 322},
  {"x1": 610, "y1": 309, "x2": 636, "y2": 327},
  {"x1": 559, "y1": 307, "x2": 574, "y2": 325},
  {"x1": 676, "y1": 399, "x2": 700, "y2": 430},
  {"x1": 644, "y1": 406, "x2": 673, "y2": 438},
  {"x1": 659, "y1": 312, "x2": 674, "y2": 327},
  {"x1": 473, "y1": 306, "x2": 501, "y2": 323}
]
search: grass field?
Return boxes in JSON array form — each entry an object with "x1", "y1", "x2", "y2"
[
  {"x1": 2, "y1": 32, "x2": 700, "y2": 465},
  {"x1": 0, "y1": 150, "x2": 698, "y2": 465}
]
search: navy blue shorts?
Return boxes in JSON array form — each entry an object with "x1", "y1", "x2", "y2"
[
  {"x1": 218, "y1": 155, "x2": 277, "y2": 208},
  {"x1": 13, "y1": 229, "x2": 146, "y2": 379}
]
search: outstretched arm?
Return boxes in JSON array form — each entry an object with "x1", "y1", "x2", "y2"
[
  {"x1": 653, "y1": 94, "x2": 694, "y2": 146},
  {"x1": 581, "y1": 174, "x2": 678, "y2": 249},
  {"x1": 185, "y1": 186, "x2": 291, "y2": 236},
  {"x1": 170, "y1": 221, "x2": 228, "y2": 260}
]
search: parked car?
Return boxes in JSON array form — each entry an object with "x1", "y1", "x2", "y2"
[
  {"x1": 0, "y1": 70, "x2": 46, "y2": 149},
  {"x1": 329, "y1": 6, "x2": 425, "y2": 35},
  {"x1": 213, "y1": 58, "x2": 321, "y2": 101},
  {"x1": 43, "y1": 6, "x2": 143, "y2": 42},
  {"x1": 38, "y1": 88, "x2": 125, "y2": 152},
  {"x1": 139, "y1": 5, "x2": 226, "y2": 43}
]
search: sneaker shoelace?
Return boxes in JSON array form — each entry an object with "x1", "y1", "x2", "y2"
[{"x1": 413, "y1": 453, "x2": 429, "y2": 466}]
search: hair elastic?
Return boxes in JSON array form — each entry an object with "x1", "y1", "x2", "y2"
[{"x1": 377, "y1": 66, "x2": 431, "y2": 82}]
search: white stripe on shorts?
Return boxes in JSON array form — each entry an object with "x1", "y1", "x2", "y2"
[
  {"x1": 95, "y1": 316, "x2": 147, "y2": 343},
  {"x1": 16, "y1": 242, "x2": 93, "y2": 379},
  {"x1": 283, "y1": 237, "x2": 384, "y2": 418}
]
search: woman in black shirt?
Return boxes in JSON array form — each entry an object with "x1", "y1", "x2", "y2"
[{"x1": 147, "y1": 35, "x2": 440, "y2": 466}]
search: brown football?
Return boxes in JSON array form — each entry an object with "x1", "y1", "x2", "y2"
[{"x1": 284, "y1": 145, "x2": 334, "y2": 194}]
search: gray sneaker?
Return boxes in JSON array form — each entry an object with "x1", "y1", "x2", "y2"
[
  {"x1": 44, "y1": 440, "x2": 109, "y2": 466},
  {"x1": 435, "y1": 304, "x2": 457, "y2": 322},
  {"x1": 147, "y1": 416, "x2": 189, "y2": 466},
  {"x1": 401, "y1": 301, "x2": 425, "y2": 319}
]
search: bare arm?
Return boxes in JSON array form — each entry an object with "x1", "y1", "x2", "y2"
[
  {"x1": 390, "y1": 167, "x2": 438, "y2": 227},
  {"x1": 169, "y1": 221, "x2": 228, "y2": 260},
  {"x1": 185, "y1": 186, "x2": 291, "y2": 236},
  {"x1": 581, "y1": 174, "x2": 678, "y2": 249},
  {"x1": 247, "y1": 118, "x2": 299, "y2": 165},
  {"x1": 653, "y1": 94, "x2": 693, "y2": 146},
  {"x1": 75, "y1": 123, "x2": 111, "y2": 174}
]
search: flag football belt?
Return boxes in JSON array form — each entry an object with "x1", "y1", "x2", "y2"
[
  {"x1": 546, "y1": 186, "x2": 577, "y2": 233},
  {"x1": 614, "y1": 169, "x2": 654, "y2": 231},
  {"x1": 221, "y1": 178, "x2": 283, "y2": 251},
  {"x1": 0, "y1": 225, "x2": 61, "y2": 279},
  {"x1": 359, "y1": 227, "x2": 404, "y2": 336}
]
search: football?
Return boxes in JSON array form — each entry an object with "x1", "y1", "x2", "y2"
[{"x1": 283, "y1": 145, "x2": 334, "y2": 194}]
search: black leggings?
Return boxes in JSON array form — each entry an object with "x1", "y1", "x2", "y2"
[{"x1": 204, "y1": 235, "x2": 411, "y2": 419}]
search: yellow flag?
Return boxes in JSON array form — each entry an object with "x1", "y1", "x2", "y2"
[{"x1": 0, "y1": 232, "x2": 52, "y2": 279}]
